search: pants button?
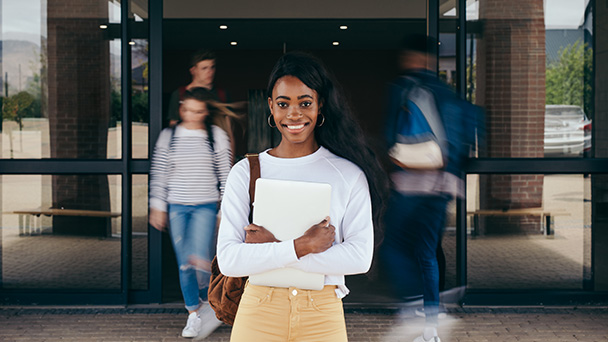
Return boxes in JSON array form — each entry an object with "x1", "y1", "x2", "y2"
[{"x1": 292, "y1": 289, "x2": 298, "y2": 296}]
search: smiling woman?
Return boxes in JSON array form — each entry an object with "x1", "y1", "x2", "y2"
[{"x1": 216, "y1": 51, "x2": 389, "y2": 341}]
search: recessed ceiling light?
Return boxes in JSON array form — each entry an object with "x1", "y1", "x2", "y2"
[
  {"x1": 230, "y1": 41, "x2": 238, "y2": 46},
  {"x1": 129, "y1": 41, "x2": 136, "y2": 45},
  {"x1": 219, "y1": 25, "x2": 228, "y2": 30},
  {"x1": 332, "y1": 41, "x2": 340, "y2": 46},
  {"x1": 339, "y1": 25, "x2": 348, "y2": 30},
  {"x1": 99, "y1": 24, "x2": 108, "y2": 29}
]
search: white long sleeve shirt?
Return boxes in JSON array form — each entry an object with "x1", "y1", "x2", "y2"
[
  {"x1": 149, "y1": 125, "x2": 232, "y2": 212},
  {"x1": 216, "y1": 146, "x2": 374, "y2": 298}
]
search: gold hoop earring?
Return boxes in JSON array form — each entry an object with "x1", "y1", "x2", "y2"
[
  {"x1": 317, "y1": 113, "x2": 325, "y2": 127},
  {"x1": 267, "y1": 114, "x2": 276, "y2": 128}
]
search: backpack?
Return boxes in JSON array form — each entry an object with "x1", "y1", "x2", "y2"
[
  {"x1": 388, "y1": 76, "x2": 448, "y2": 170},
  {"x1": 208, "y1": 153, "x2": 260, "y2": 325}
]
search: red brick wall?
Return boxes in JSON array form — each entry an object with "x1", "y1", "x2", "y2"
[
  {"x1": 476, "y1": 0, "x2": 546, "y2": 234},
  {"x1": 46, "y1": 0, "x2": 112, "y2": 236}
]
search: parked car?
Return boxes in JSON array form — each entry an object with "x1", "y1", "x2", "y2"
[{"x1": 544, "y1": 105, "x2": 592, "y2": 157}]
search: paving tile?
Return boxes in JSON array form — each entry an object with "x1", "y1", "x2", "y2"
[{"x1": 1, "y1": 307, "x2": 608, "y2": 342}]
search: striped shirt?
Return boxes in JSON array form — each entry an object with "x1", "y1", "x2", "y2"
[{"x1": 149, "y1": 125, "x2": 232, "y2": 212}]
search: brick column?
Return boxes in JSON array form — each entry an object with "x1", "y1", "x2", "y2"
[
  {"x1": 476, "y1": 0, "x2": 546, "y2": 234},
  {"x1": 46, "y1": 1, "x2": 112, "y2": 236}
]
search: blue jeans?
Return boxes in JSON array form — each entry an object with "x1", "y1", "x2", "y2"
[
  {"x1": 379, "y1": 191, "x2": 449, "y2": 326},
  {"x1": 168, "y1": 203, "x2": 218, "y2": 311}
]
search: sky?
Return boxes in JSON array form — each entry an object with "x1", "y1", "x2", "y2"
[
  {"x1": 463, "y1": 0, "x2": 586, "y2": 28},
  {"x1": 1, "y1": 0, "x2": 121, "y2": 45},
  {"x1": 1, "y1": 0, "x2": 590, "y2": 46},
  {"x1": 544, "y1": 0, "x2": 587, "y2": 28}
]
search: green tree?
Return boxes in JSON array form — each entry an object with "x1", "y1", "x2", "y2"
[
  {"x1": 2, "y1": 91, "x2": 36, "y2": 130},
  {"x1": 546, "y1": 41, "x2": 593, "y2": 117}
]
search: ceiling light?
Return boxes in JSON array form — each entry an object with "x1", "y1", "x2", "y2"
[
  {"x1": 99, "y1": 24, "x2": 108, "y2": 29},
  {"x1": 219, "y1": 25, "x2": 228, "y2": 30},
  {"x1": 332, "y1": 41, "x2": 340, "y2": 46},
  {"x1": 230, "y1": 41, "x2": 238, "y2": 46},
  {"x1": 129, "y1": 41, "x2": 136, "y2": 45},
  {"x1": 339, "y1": 25, "x2": 348, "y2": 30}
]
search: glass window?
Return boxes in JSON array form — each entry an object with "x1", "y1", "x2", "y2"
[
  {"x1": 466, "y1": 0, "x2": 593, "y2": 158},
  {"x1": 442, "y1": 199, "x2": 458, "y2": 291},
  {"x1": 439, "y1": 31, "x2": 457, "y2": 89},
  {"x1": 466, "y1": 173, "x2": 591, "y2": 289},
  {"x1": 1, "y1": 174, "x2": 122, "y2": 290},
  {"x1": 132, "y1": 38, "x2": 149, "y2": 159},
  {"x1": 1, "y1": 0, "x2": 123, "y2": 159},
  {"x1": 131, "y1": 174, "x2": 148, "y2": 290},
  {"x1": 440, "y1": 0, "x2": 458, "y2": 19},
  {"x1": 131, "y1": 0, "x2": 149, "y2": 159}
]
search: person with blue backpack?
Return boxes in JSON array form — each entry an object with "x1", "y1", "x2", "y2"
[{"x1": 380, "y1": 34, "x2": 482, "y2": 342}]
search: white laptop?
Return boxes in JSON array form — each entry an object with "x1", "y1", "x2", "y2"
[{"x1": 248, "y1": 178, "x2": 332, "y2": 290}]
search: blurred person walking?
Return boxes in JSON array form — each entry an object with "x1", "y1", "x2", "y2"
[
  {"x1": 166, "y1": 49, "x2": 244, "y2": 158},
  {"x1": 150, "y1": 88, "x2": 239, "y2": 339},
  {"x1": 379, "y1": 34, "x2": 482, "y2": 342}
]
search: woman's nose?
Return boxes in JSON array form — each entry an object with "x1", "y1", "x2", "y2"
[{"x1": 286, "y1": 107, "x2": 302, "y2": 119}]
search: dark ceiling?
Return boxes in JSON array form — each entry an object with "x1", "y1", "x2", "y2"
[{"x1": 162, "y1": 19, "x2": 427, "y2": 50}]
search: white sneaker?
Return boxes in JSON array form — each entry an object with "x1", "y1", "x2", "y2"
[
  {"x1": 413, "y1": 334, "x2": 441, "y2": 342},
  {"x1": 193, "y1": 303, "x2": 223, "y2": 340},
  {"x1": 413, "y1": 327, "x2": 441, "y2": 342},
  {"x1": 182, "y1": 312, "x2": 202, "y2": 338}
]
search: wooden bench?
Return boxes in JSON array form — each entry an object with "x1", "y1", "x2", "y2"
[
  {"x1": 467, "y1": 208, "x2": 570, "y2": 236},
  {"x1": 12, "y1": 209, "x2": 121, "y2": 236}
]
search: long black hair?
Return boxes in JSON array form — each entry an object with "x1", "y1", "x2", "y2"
[{"x1": 266, "y1": 51, "x2": 389, "y2": 240}]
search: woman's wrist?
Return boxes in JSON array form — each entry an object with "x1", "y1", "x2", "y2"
[{"x1": 294, "y1": 236, "x2": 311, "y2": 259}]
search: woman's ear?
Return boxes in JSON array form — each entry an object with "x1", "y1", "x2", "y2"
[{"x1": 267, "y1": 97, "x2": 273, "y2": 114}]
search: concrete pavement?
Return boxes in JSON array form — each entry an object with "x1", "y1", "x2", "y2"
[{"x1": 1, "y1": 305, "x2": 608, "y2": 342}]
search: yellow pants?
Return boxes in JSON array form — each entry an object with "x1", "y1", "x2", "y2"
[{"x1": 230, "y1": 282, "x2": 348, "y2": 342}]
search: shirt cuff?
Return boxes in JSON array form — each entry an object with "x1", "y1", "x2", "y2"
[
  {"x1": 274, "y1": 239, "x2": 299, "y2": 267},
  {"x1": 149, "y1": 198, "x2": 167, "y2": 212}
]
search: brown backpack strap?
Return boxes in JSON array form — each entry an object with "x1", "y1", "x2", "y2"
[{"x1": 245, "y1": 153, "x2": 260, "y2": 223}]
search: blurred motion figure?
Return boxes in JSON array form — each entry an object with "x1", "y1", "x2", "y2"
[
  {"x1": 379, "y1": 34, "x2": 482, "y2": 342},
  {"x1": 150, "y1": 88, "x2": 239, "y2": 339},
  {"x1": 166, "y1": 49, "x2": 245, "y2": 159}
]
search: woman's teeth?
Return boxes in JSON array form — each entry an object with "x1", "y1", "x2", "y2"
[{"x1": 287, "y1": 124, "x2": 305, "y2": 130}]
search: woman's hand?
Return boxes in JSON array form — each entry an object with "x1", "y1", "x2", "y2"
[
  {"x1": 245, "y1": 224, "x2": 280, "y2": 243},
  {"x1": 294, "y1": 217, "x2": 336, "y2": 259},
  {"x1": 149, "y1": 208, "x2": 168, "y2": 231}
]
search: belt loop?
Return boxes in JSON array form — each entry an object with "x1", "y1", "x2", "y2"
[
  {"x1": 267, "y1": 287, "x2": 274, "y2": 302},
  {"x1": 307, "y1": 290, "x2": 313, "y2": 306}
]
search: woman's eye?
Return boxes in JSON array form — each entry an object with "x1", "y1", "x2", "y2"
[
  {"x1": 277, "y1": 102, "x2": 288, "y2": 108},
  {"x1": 301, "y1": 101, "x2": 312, "y2": 108}
]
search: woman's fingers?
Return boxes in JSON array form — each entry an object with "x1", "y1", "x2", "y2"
[{"x1": 244, "y1": 224, "x2": 279, "y2": 243}]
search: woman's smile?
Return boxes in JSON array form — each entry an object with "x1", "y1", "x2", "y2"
[{"x1": 283, "y1": 121, "x2": 309, "y2": 133}]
